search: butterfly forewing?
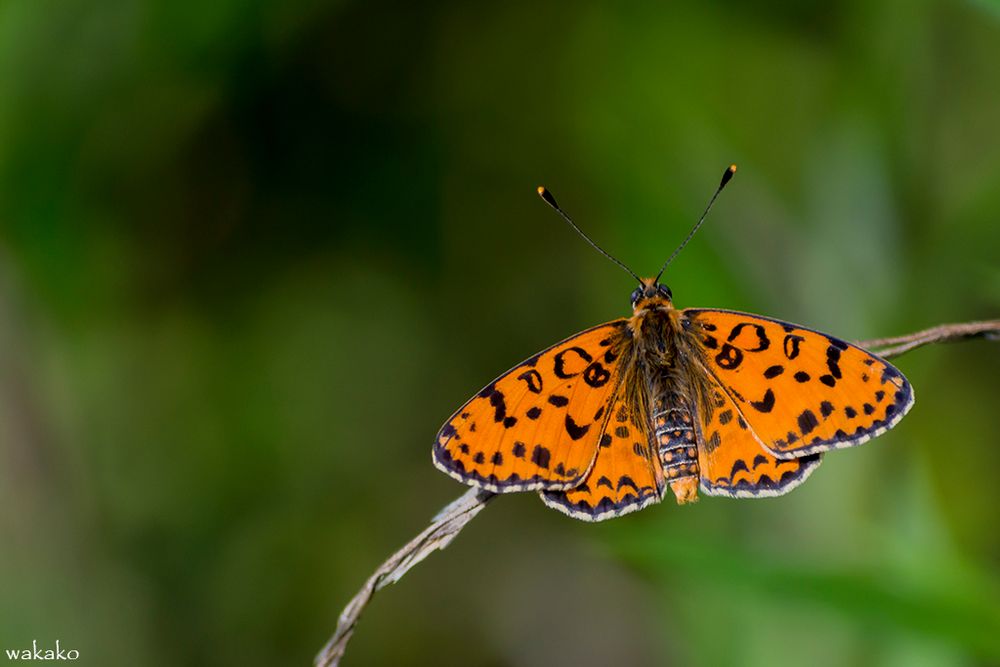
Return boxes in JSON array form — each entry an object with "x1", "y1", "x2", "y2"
[
  {"x1": 684, "y1": 309, "x2": 914, "y2": 458},
  {"x1": 433, "y1": 321, "x2": 628, "y2": 493}
]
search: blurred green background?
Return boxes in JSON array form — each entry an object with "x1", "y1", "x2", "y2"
[{"x1": 1, "y1": 0, "x2": 999, "y2": 665}]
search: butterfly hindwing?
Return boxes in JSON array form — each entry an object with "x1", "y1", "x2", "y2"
[
  {"x1": 697, "y1": 384, "x2": 822, "y2": 497},
  {"x1": 684, "y1": 309, "x2": 914, "y2": 458},
  {"x1": 541, "y1": 390, "x2": 664, "y2": 521},
  {"x1": 433, "y1": 321, "x2": 628, "y2": 493}
]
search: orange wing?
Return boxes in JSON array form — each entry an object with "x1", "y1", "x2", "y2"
[
  {"x1": 698, "y1": 383, "x2": 822, "y2": 497},
  {"x1": 684, "y1": 309, "x2": 914, "y2": 458},
  {"x1": 542, "y1": 390, "x2": 664, "y2": 521},
  {"x1": 433, "y1": 321, "x2": 628, "y2": 493}
]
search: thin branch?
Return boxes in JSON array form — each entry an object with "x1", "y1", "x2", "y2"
[
  {"x1": 315, "y1": 319, "x2": 1000, "y2": 667},
  {"x1": 858, "y1": 319, "x2": 1000, "y2": 358},
  {"x1": 314, "y1": 488, "x2": 496, "y2": 667}
]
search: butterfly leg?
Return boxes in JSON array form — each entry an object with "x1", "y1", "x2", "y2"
[{"x1": 651, "y1": 396, "x2": 700, "y2": 504}]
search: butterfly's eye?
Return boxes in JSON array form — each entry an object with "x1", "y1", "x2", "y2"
[
  {"x1": 630, "y1": 287, "x2": 643, "y2": 305},
  {"x1": 658, "y1": 284, "x2": 673, "y2": 300}
]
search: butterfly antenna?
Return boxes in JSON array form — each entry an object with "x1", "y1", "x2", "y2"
[
  {"x1": 654, "y1": 164, "x2": 737, "y2": 283},
  {"x1": 537, "y1": 186, "x2": 643, "y2": 284}
]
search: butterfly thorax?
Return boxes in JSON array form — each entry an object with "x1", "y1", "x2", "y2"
[{"x1": 625, "y1": 292, "x2": 716, "y2": 503}]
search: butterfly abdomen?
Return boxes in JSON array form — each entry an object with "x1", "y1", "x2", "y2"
[{"x1": 651, "y1": 396, "x2": 700, "y2": 504}]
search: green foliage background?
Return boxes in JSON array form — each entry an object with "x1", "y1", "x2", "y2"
[{"x1": 1, "y1": 0, "x2": 999, "y2": 665}]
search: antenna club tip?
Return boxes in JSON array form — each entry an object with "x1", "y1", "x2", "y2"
[
  {"x1": 536, "y1": 186, "x2": 558, "y2": 208},
  {"x1": 719, "y1": 163, "x2": 737, "y2": 189}
]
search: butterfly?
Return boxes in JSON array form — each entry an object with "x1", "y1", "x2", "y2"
[{"x1": 433, "y1": 165, "x2": 914, "y2": 521}]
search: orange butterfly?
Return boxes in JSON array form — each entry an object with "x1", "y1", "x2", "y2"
[{"x1": 433, "y1": 165, "x2": 913, "y2": 521}]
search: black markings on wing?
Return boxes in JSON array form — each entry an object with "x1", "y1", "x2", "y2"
[
  {"x1": 701, "y1": 453, "x2": 823, "y2": 498},
  {"x1": 531, "y1": 445, "x2": 551, "y2": 469},
  {"x1": 564, "y1": 415, "x2": 591, "y2": 440},
  {"x1": 540, "y1": 391, "x2": 662, "y2": 522},
  {"x1": 750, "y1": 389, "x2": 775, "y2": 413},
  {"x1": 684, "y1": 309, "x2": 914, "y2": 459},
  {"x1": 584, "y1": 362, "x2": 612, "y2": 387},
  {"x1": 727, "y1": 322, "x2": 770, "y2": 351},
  {"x1": 517, "y1": 369, "x2": 543, "y2": 393},
  {"x1": 433, "y1": 320, "x2": 629, "y2": 494},
  {"x1": 553, "y1": 347, "x2": 593, "y2": 379},
  {"x1": 715, "y1": 344, "x2": 744, "y2": 370}
]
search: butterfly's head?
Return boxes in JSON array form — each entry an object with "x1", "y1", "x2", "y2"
[{"x1": 631, "y1": 278, "x2": 673, "y2": 309}]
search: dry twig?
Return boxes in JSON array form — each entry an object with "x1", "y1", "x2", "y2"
[
  {"x1": 858, "y1": 319, "x2": 1000, "y2": 358},
  {"x1": 315, "y1": 488, "x2": 496, "y2": 667},
  {"x1": 315, "y1": 318, "x2": 1000, "y2": 667}
]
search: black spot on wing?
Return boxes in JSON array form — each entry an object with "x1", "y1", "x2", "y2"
[
  {"x1": 526, "y1": 406, "x2": 542, "y2": 420},
  {"x1": 617, "y1": 476, "x2": 639, "y2": 492},
  {"x1": 783, "y1": 334, "x2": 804, "y2": 359},
  {"x1": 826, "y1": 346, "x2": 843, "y2": 379},
  {"x1": 548, "y1": 395, "x2": 569, "y2": 407},
  {"x1": 531, "y1": 445, "x2": 551, "y2": 469},
  {"x1": 727, "y1": 322, "x2": 770, "y2": 351},
  {"x1": 553, "y1": 347, "x2": 593, "y2": 379},
  {"x1": 706, "y1": 430, "x2": 722, "y2": 451},
  {"x1": 512, "y1": 442, "x2": 526, "y2": 458},
  {"x1": 827, "y1": 336, "x2": 849, "y2": 351},
  {"x1": 798, "y1": 410, "x2": 819, "y2": 436},
  {"x1": 750, "y1": 388, "x2": 776, "y2": 413},
  {"x1": 820, "y1": 401, "x2": 834, "y2": 418},
  {"x1": 565, "y1": 415, "x2": 591, "y2": 440},
  {"x1": 517, "y1": 369, "x2": 543, "y2": 394},
  {"x1": 715, "y1": 344, "x2": 744, "y2": 370},
  {"x1": 583, "y1": 362, "x2": 611, "y2": 387},
  {"x1": 489, "y1": 390, "x2": 508, "y2": 423},
  {"x1": 764, "y1": 365, "x2": 784, "y2": 378}
]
